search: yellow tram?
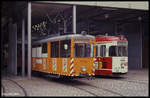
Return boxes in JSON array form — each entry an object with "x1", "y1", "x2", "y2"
[{"x1": 31, "y1": 34, "x2": 95, "y2": 77}]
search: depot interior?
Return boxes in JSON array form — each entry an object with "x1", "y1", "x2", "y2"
[{"x1": 1, "y1": 2, "x2": 149, "y2": 75}]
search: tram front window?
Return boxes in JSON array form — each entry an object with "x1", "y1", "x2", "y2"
[
  {"x1": 118, "y1": 46, "x2": 128, "y2": 56},
  {"x1": 109, "y1": 46, "x2": 117, "y2": 56},
  {"x1": 109, "y1": 46, "x2": 128, "y2": 57},
  {"x1": 74, "y1": 43, "x2": 93, "y2": 57}
]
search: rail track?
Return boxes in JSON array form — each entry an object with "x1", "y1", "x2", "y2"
[
  {"x1": 116, "y1": 79, "x2": 148, "y2": 85},
  {"x1": 70, "y1": 82, "x2": 124, "y2": 96},
  {"x1": 1, "y1": 84, "x2": 6, "y2": 96},
  {"x1": 95, "y1": 75, "x2": 148, "y2": 85},
  {"x1": 2, "y1": 78, "x2": 28, "y2": 96},
  {"x1": 2, "y1": 75, "x2": 147, "y2": 96},
  {"x1": 49, "y1": 78, "x2": 124, "y2": 96}
]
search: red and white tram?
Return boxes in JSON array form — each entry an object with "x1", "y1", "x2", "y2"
[{"x1": 94, "y1": 35, "x2": 128, "y2": 76}]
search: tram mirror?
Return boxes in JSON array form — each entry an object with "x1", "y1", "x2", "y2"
[{"x1": 64, "y1": 44, "x2": 68, "y2": 50}]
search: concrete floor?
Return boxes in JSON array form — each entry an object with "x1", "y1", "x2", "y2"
[{"x1": 1, "y1": 69, "x2": 149, "y2": 96}]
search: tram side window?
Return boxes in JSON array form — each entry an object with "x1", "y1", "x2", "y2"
[
  {"x1": 60, "y1": 40, "x2": 71, "y2": 58},
  {"x1": 32, "y1": 46, "x2": 37, "y2": 57},
  {"x1": 100, "y1": 45, "x2": 106, "y2": 57},
  {"x1": 85, "y1": 44, "x2": 91, "y2": 57},
  {"x1": 74, "y1": 44, "x2": 85, "y2": 57},
  {"x1": 74, "y1": 43, "x2": 91, "y2": 57},
  {"x1": 109, "y1": 46, "x2": 117, "y2": 56},
  {"x1": 51, "y1": 41, "x2": 59, "y2": 58},
  {"x1": 32, "y1": 45, "x2": 42, "y2": 57},
  {"x1": 42, "y1": 43, "x2": 47, "y2": 53},
  {"x1": 42, "y1": 43, "x2": 48, "y2": 57}
]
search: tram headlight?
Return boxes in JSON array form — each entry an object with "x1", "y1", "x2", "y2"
[{"x1": 81, "y1": 66, "x2": 86, "y2": 72}]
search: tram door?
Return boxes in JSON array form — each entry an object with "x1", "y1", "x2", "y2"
[
  {"x1": 96, "y1": 44, "x2": 111, "y2": 71},
  {"x1": 96, "y1": 44, "x2": 106, "y2": 70}
]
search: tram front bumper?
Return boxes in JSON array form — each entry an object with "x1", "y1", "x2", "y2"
[{"x1": 79, "y1": 73, "x2": 94, "y2": 77}]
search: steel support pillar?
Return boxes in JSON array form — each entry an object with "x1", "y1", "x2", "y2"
[
  {"x1": 22, "y1": 19, "x2": 25, "y2": 77},
  {"x1": 73, "y1": 5, "x2": 76, "y2": 34},
  {"x1": 8, "y1": 19, "x2": 17, "y2": 75},
  {"x1": 14, "y1": 23, "x2": 17, "y2": 75},
  {"x1": 28, "y1": 2, "x2": 31, "y2": 79},
  {"x1": 139, "y1": 19, "x2": 143, "y2": 69},
  {"x1": 8, "y1": 19, "x2": 12, "y2": 74}
]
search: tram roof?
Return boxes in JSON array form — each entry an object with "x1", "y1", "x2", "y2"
[
  {"x1": 96, "y1": 35, "x2": 128, "y2": 42},
  {"x1": 33, "y1": 34, "x2": 95, "y2": 44}
]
